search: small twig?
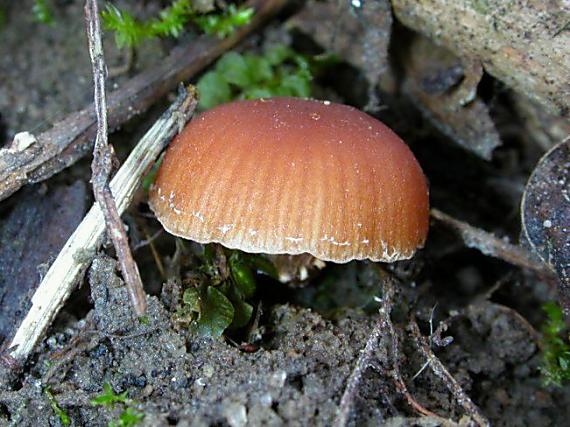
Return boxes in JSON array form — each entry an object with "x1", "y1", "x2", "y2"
[
  {"x1": 431, "y1": 208, "x2": 554, "y2": 277},
  {"x1": 108, "y1": 46, "x2": 135, "y2": 77},
  {"x1": 8, "y1": 86, "x2": 198, "y2": 363},
  {"x1": 411, "y1": 358, "x2": 431, "y2": 382},
  {"x1": 381, "y1": 283, "x2": 450, "y2": 422},
  {"x1": 336, "y1": 277, "x2": 457, "y2": 426},
  {"x1": 133, "y1": 229, "x2": 164, "y2": 251},
  {"x1": 411, "y1": 306, "x2": 455, "y2": 381},
  {"x1": 85, "y1": 0, "x2": 146, "y2": 316},
  {"x1": 408, "y1": 319, "x2": 491, "y2": 427},
  {"x1": 334, "y1": 277, "x2": 395, "y2": 427},
  {"x1": 553, "y1": 20, "x2": 570, "y2": 38},
  {"x1": 139, "y1": 227, "x2": 166, "y2": 280}
]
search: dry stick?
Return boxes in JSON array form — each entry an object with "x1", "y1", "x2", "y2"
[
  {"x1": 431, "y1": 208, "x2": 554, "y2": 277},
  {"x1": 408, "y1": 319, "x2": 491, "y2": 427},
  {"x1": 84, "y1": 0, "x2": 146, "y2": 316},
  {"x1": 334, "y1": 277, "x2": 395, "y2": 427},
  {"x1": 8, "y1": 86, "x2": 198, "y2": 363},
  {"x1": 381, "y1": 286, "x2": 451, "y2": 422},
  {"x1": 0, "y1": 0, "x2": 287, "y2": 203},
  {"x1": 377, "y1": 281, "x2": 457, "y2": 425}
]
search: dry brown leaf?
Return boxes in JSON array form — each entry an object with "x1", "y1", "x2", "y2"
[
  {"x1": 521, "y1": 139, "x2": 570, "y2": 316},
  {"x1": 402, "y1": 36, "x2": 501, "y2": 160}
]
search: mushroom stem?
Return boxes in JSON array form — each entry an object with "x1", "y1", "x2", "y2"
[{"x1": 268, "y1": 254, "x2": 326, "y2": 283}]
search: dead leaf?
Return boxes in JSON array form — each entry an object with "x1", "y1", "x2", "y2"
[
  {"x1": 521, "y1": 138, "x2": 570, "y2": 316},
  {"x1": 392, "y1": 0, "x2": 570, "y2": 117},
  {"x1": 402, "y1": 36, "x2": 501, "y2": 160},
  {"x1": 0, "y1": 182, "x2": 87, "y2": 344}
]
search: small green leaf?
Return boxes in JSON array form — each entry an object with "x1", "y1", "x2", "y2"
[
  {"x1": 142, "y1": 154, "x2": 163, "y2": 192},
  {"x1": 102, "y1": 4, "x2": 146, "y2": 48},
  {"x1": 219, "y1": 280, "x2": 254, "y2": 329},
  {"x1": 182, "y1": 287, "x2": 201, "y2": 312},
  {"x1": 196, "y1": 43, "x2": 316, "y2": 110},
  {"x1": 540, "y1": 302, "x2": 570, "y2": 387},
  {"x1": 265, "y1": 45, "x2": 293, "y2": 65},
  {"x1": 229, "y1": 253, "x2": 256, "y2": 299},
  {"x1": 293, "y1": 55, "x2": 311, "y2": 73},
  {"x1": 33, "y1": 0, "x2": 54, "y2": 25},
  {"x1": 244, "y1": 55, "x2": 274, "y2": 83},
  {"x1": 559, "y1": 356, "x2": 569, "y2": 370},
  {"x1": 215, "y1": 52, "x2": 251, "y2": 87},
  {"x1": 197, "y1": 71, "x2": 232, "y2": 110},
  {"x1": 149, "y1": 0, "x2": 193, "y2": 38},
  {"x1": 194, "y1": 286, "x2": 234, "y2": 337},
  {"x1": 241, "y1": 87, "x2": 275, "y2": 100},
  {"x1": 194, "y1": 5, "x2": 254, "y2": 39},
  {"x1": 110, "y1": 407, "x2": 144, "y2": 427},
  {"x1": 231, "y1": 298, "x2": 253, "y2": 329},
  {"x1": 278, "y1": 74, "x2": 311, "y2": 98},
  {"x1": 245, "y1": 254, "x2": 279, "y2": 280},
  {"x1": 45, "y1": 387, "x2": 70, "y2": 426},
  {"x1": 91, "y1": 383, "x2": 129, "y2": 406}
]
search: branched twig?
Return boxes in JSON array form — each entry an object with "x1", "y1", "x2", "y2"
[
  {"x1": 335, "y1": 275, "x2": 457, "y2": 426},
  {"x1": 382, "y1": 287, "x2": 449, "y2": 421},
  {"x1": 85, "y1": 0, "x2": 146, "y2": 316},
  {"x1": 7, "y1": 86, "x2": 198, "y2": 363},
  {"x1": 408, "y1": 319, "x2": 490, "y2": 427},
  {"x1": 334, "y1": 277, "x2": 395, "y2": 427}
]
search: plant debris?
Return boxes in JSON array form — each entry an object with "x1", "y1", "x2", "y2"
[
  {"x1": 392, "y1": 0, "x2": 570, "y2": 116},
  {"x1": 0, "y1": 182, "x2": 86, "y2": 345},
  {"x1": 401, "y1": 36, "x2": 501, "y2": 160},
  {"x1": 521, "y1": 139, "x2": 570, "y2": 317}
]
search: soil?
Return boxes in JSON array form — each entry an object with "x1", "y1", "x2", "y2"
[{"x1": 1, "y1": 1, "x2": 569, "y2": 426}]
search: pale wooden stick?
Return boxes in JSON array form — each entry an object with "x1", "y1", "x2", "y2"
[{"x1": 8, "y1": 87, "x2": 197, "y2": 362}]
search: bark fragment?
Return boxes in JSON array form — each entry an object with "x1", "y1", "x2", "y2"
[{"x1": 392, "y1": 0, "x2": 570, "y2": 117}]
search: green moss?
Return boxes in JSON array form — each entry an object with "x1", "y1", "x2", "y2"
[
  {"x1": 91, "y1": 383, "x2": 130, "y2": 406},
  {"x1": 91, "y1": 384, "x2": 144, "y2": 427},
  {"x1": 110, "y1": 408, "x2": 144, "y2": 427},
  {"x1": 33, "y1": 0, "x2": 54, "y2": 25},
  {"x1": 45, "y1": 387, "x2": 71, "y2": 426},
  {"x1": 540, "y1": 302, "x2": 570, "y2": 387},
  {"x1": 193, "y1": 4, "x2": 254, "y2": 38},
  {"x1": 0, "y1": 7, "x2": 7, "y2": 31},
  {"x1": 101, "y1": 1, "x2": 254, "y2": 49}
]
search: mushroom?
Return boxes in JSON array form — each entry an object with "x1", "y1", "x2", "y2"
[{"x1": 149, "y1": 97, "x2": 429, "y2": 271}]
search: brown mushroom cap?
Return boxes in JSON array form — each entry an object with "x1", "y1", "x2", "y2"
[{"x1": 149, "y1": 97, "x2": 429, "y2": 263}]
